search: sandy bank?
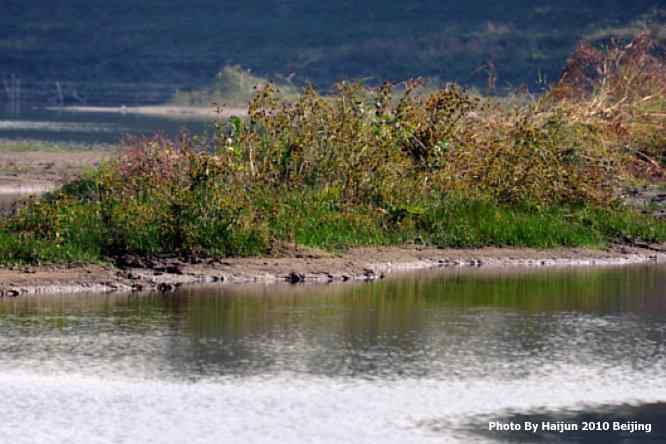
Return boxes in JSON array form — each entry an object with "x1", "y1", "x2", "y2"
[
  {"x1": 0, "y1": 177, "x2": 55, "y2": 195},
  {"x1": 0, "y1": 151, "x2": 111, "y2": 198},
  {"x1": 44, "y1": 105, "x2": 247, "y2": 120},
  {"x1": 1, "y1": 245, "x2": 664, "y2": 297}
]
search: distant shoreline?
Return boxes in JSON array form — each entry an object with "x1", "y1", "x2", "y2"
[{"x1": 43, "y1": 105, "x2": 247, "y2": 120}]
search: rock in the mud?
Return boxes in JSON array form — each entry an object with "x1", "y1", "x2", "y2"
[
  {"x1": 0, "y1": 288, "x2": 20, "y2": 298},
  {"x1": 117, "y1": 271, "x2": 141, "y2": 280},
  {"x1": 164, "y1": 264, "x2": 184, "y2": 275},
  {"x1": 157, "y1": 283, "x2": 177, "y2": 293},
  {"x1": 362, "y1": 269, "x2": 377, "y2": 280},
  {"x1": 116, "y1": 255, "x2": 150, "y2": 269},
  {"x1": 131, "y1": 283, "x2": 144, "y2": 292},
  {"x1": 287, "y1": 272, "x2": 306, "y2": 284}
]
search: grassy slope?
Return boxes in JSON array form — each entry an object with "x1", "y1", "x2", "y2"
[
  {"x1": 1, "y1": 1, "x2": 664, "y2": 104},
  {"x1": 3, "y1": 49, "x2": 666, "y2": 265}
]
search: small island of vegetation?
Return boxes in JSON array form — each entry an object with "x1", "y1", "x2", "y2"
[{"x1": 1, "y1": 35, "x2": 666, "y2": 267}]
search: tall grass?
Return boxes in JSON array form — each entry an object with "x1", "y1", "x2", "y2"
[{"x1": 1, "y1": 34, "x2": 666, "y2": 264}]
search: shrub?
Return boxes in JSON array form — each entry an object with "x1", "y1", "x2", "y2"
[{"x1": 2, "y1": 34, "x2": 666, "y2": 264}]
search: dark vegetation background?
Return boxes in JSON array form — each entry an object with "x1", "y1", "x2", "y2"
[{"x1": 1, "y1": 1, "x2": 665, "y2": 104}]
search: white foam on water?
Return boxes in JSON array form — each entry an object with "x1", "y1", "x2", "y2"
[{"x1": 1, "y1": 363, "x2": 666, "y2": 444}]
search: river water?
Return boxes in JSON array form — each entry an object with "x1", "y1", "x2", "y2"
[
  {"x1": 1, "y1": 265, "x2": 666, "y2": 443},
  {"x1": 0, "y1": 108, "x2": 212, "y2": 145}
]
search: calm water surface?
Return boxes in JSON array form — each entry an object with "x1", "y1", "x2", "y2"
[
  {"x1": 1, "y1": 265, "x2": 666, "y2": 443},
  {"x1": 0, "y1": 109, "x2": 212, "y2": 145}
]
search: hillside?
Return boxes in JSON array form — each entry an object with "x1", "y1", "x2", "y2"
[{"x1": 1, "y1": 1, "x2": 665, "y2": 105}]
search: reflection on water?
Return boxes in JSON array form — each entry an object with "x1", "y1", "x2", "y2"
[
  {"x1": 1, "y1": 265, "x2": 666, "y2": 443},
  {"x1": 0, "y1": 109, "x2": 212, "y2": 145}
]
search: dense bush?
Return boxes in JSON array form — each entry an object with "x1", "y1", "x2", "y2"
[
  {"x1": 2, "y1": 34, "x2": 666, "y2": 264},
  {"x1": 550, "y1": 32, "x2": 666, "y2": 174},
  {"x1": 219, "y1": 79, "x2": 618, "y2": 206}
]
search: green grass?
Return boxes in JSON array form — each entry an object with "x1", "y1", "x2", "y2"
[
  {"x1": 2, "y1": 184, "x2": 665, "y2": 265},
  {"x1": 422, "y1": 199, "x2": 598, "y2": 249},
  {"x1": 423, "y1": 198, "x2": 666, "y2": 248},
  {"x1": 0, "y1": 230, "x2": 101, "y2": 264}
]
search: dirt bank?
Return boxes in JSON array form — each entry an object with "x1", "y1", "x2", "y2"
[
  {"x1": 1, "y1": 244, "x2": 664, "y2": 297},
  {"x1": 0, "y1": 151, "x2": 110, "y2": 197}
]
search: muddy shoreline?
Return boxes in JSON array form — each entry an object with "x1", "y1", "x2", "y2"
[
  {"x1": 1, "y1": 150, "x2": 665, "y2": 298},
  {"x1": 0, "y1": 151, "x2": 111, "y2": 197},
  {"x1": 1, "y1": 245, "x2": 664, "y2": 297}
]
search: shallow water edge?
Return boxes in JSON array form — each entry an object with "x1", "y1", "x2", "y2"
[
  {"x1": 1, "y1": 245, "x2": 665, "y2": 297},
  {"x1": 2, "y1": 264, "x2": 666, "y2": 443}
]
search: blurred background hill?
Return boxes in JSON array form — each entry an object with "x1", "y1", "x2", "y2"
[{"x1": 2, "y1": 0, "x2": 665, "y2": 105}]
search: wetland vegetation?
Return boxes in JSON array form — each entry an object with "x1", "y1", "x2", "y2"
[{"x1": 1, "y1": 35, "x2": 666, "y2": 265}]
